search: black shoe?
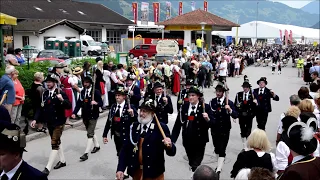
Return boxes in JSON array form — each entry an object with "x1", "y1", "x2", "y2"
[
  {"x1": 42, "y1": 168, "x2": 50, "y2": 176},
  {"x1": 216, "y1": 171, "x2": 221, "y2": 180},
  {"x1": 91, "y1": 147, "x2": 100, "y2": 154},
  {"x1": 124, "y1": 174, "x2": 129, "y2": 179},
  {"x1": 53, "y1": 161, "x2": 66, "y2": 169},
  {"x1": 80, "y1": 153, "x2": 88, "y2": 161}
]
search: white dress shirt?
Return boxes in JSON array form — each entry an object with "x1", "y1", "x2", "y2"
[
  {"x1": 259, "y1": 87, "x2": 265, "y2": 94},
  {"x1": 217, "y1": 96, "x2": 225, "y2": 105},
  {"x1": 48, "y1": 88, "x2": 56, "y2": 97},
  {"x1": 1, "y1": 160, "x2": 23, "y2": 180},
  {"x1": 291, "y1": 155, "x2": 306, "y2": 164},
  {"x1": 85, "y1": 87, "x2": 92, "y2": 97},
  {"x1": 188, "y1": 102, "x2": 199, "y2": 115},
  {"x1": 243, "y1": 91, "x2": 249, "y2": 100},
  {"x1": 155, "y1": 94, "x2": 162, "y2": 102},
  {"x1": 116, "y1": 101, "x2": 126, "y2": 117},
  {"x1": 140, "y1": 120, "x2": 153, "y2": 134}
]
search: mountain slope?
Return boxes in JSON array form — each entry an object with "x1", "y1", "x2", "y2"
[
  {"x1": 311, "y1": 21, "x2": 320, "y2": 29},
  {"x1": 78, "y1": 0, "x2": 319, "y2": 27},
  {"x1": 301, "y1": 1, "x2": 320, "y2": 14}
]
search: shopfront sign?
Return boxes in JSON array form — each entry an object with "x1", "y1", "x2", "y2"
[
  {"x1": 4, "y1": 35, "x2": 13, "y2": 43},
  {"x1": 164, "y1": 25, "x2": 212, "y2": 31},
  {"x1": 156, "y1": 40, "x2": 179, "y2": 55}
]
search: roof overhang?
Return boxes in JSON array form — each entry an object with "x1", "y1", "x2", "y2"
[
  {"x1": 0, "y1": 13, "x2": 17, "y2": 25},
  {"x1": 39, "y1": 19, "x2": 85, "y2": 34},
  {"x1": 70, "y1": 20, "x2": 135, "y2": 26}
]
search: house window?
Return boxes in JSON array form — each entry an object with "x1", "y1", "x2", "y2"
[
  {"x1": 106, "y1": 30, "x2": 126, "y2": 44},
  {"x1": 22, "y1": 36, "x2": 29, "y2": 46},
  {"x1": 86, "y1": 30, "x2": 102, "y2": 42},
  {"x1": 65, "y1": 36, "x2": 76, "y2": 40}
]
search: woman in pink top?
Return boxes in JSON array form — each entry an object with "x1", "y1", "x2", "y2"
[{"x1": 11, "y1": 69, "x2": 25, "y2": 125}]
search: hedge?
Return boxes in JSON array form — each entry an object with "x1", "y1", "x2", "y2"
[{"x1": 0, "y1": 56, "x2": 117, "y2": 119}]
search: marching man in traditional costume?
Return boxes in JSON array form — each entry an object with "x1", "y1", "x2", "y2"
[
  {"x1": 116, "y1": 99, "x2": 176, "y2": 180},
  {"x1": 253, "y1": 77, "x2": 279, "y2": 130},
  {"x1": 71, "y1": 77, "x2": 103, "y2": 161},
  {"x1": 176, "y1": 79, "x2": 195, "y2": 111},
  {"x1": 234, "y1": 78, "x2": 257, "y2": 150},
  {"x1": 103, "y1": 84, "x2": 138, "y2": 156},
  {"x1": 209, "y1": 82, "x2": 238, "y2": 177},
  {"x1": 172, "y1": 86, "x2": 214, "y2": 176},
  {"x1": 279, "y1": 118, "x2": 320, "y2": 180},
  {"x1": 30, "y1": 74, "x2": 72, "y2": 176},
  {"x1": 0, "y1": 121, "x2": 48, "y2": 180},
  {"x1": 124, "y1": 73, "x2": 141, "y2": 108}
]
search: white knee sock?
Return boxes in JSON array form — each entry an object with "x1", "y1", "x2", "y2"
[
  {"x1": 93, "y1": 135, "x2": 100, "y2": 147},
  {"x1": 58, "y1": 144, "x2": 66, "y2": 163},
  {"x1": 46, "y1": 150, "x2": 58, "y2": 171},
  {"x1": 85, "y1": 138, "x2": 94, "y2": 154},
  {"x1": 241, "y1": 138, "x2": 246, "y2": 150},
  {"x1": 216, "y1": 157, "x2": 225, "y2": 172}
]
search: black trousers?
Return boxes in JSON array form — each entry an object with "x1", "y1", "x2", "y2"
[
  {"x1": 211, "y1": 131, "x2": 230, "y2": 157},
  {"x1": 218, "y1": 76, "x2": 226, "y2": 83},
  {"x1": 113, "y1": 134, "x2": 123, "y2": 156},
  {"x1": 256, "y1": 111, "x2": 269, "y2": 130},
  {"x1": 238, "y1": 116, "x2": 254, "y2": 138},
  {"x1": 183, "y1": 140, "x2": 206, "y2": 172}
]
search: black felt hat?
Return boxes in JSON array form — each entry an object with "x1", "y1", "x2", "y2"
[
  {"x1": 215, "y1": 82, "x2": 227, "y2": 92},
  {"x1": 126, "y1": 73, "x2": 136, "y2": 81},
  {"x1": 257, "y1": 77, "x2": 268, "y2": 85},
  {"x1": 153, "y1": 81, "x2": 164, "y2": 89},
  {"x1": 139, "y1": 98, "x2": 156, "y2": 112},
  {"x1": 284, "y1": 118, "x2": 318, "y2": 156},
  {"x1": 188, "y1": 86, "x2": 203, "y2": 97},
  {"x1": 0, "y1": 122, "x2": 27, "y2": 152},
  {"x1": 83, "y1": 76, "x2": 93, "y2": 84},
  {"x1": 44, "y1": 74, "x2": 59, "y2": 83},
  {"x1": 115, "y1": 84, "x2": 127, "y2": 95},
  {"x1": 242, "y1": 81, "x2": 251, "y2": 88},
  {"x1": 186, "y1": 79, "x2": 195, "y2": 86}
]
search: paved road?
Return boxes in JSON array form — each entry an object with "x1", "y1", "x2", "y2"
[{"x1": 23, "y1": 63, "x2": 304, "y2": 180}]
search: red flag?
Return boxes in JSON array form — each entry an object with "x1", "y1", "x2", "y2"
[
  {"x1": 204, "y1": 0, "x2": 208, "y2": 11},
  {"x1": 132, "y1": 2, "x2": 138, "y2": 24},
  {"x1": 153, "y1": 2, "x2": 160, "y2": 23},
  {"x1": 179, "y1": 1, "x2": 183, "y2": 15},
  {"x1": 285, "y1": 29, "x2": 288, "y2": 45}
]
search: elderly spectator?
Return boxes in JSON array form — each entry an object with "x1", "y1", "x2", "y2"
[
  {"x1": 276, "y1": 94, "x2": 301, "y2": 144},
  {"x1": 231, "y1": 129, "x2": 276, "y2": 178},
  {"x1": 248, "y1": 167, "x2": 274, "y2": 180},
  {"x1": 0, "y1": 65, "x2": 16, "y2": 113},
  {"x1": 193, "y1": 165, "x2": 218, "y2": 180},
  {"x1": 30, "y1": 72, "x2": 46, "y2": 132},
  {"x1": 14, "y1": 48, "x2": 25, "y2": 65},
  {"x1": 11, "y1": 70, "x2": 25, "y2": 125},
  {"x1": 5, "y1": 47, "x2": 19, "y2": 66}
]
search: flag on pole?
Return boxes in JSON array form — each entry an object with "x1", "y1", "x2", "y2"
[
  {"x1": 141, "y1": 2, "x2": 149, "y2": 25},
  {"x1": 204, "y1": 0, "x2": 208, "y2": 11},
  {"x1": 165, "y1": 1, "x2": 172, "y2": 20},
  {"x1": 132, "y1": 2, "x2": 138, "y2": 24},
  {"x1": 191, "y1": 1, "x2": 195, "y2": 11},
  {"x1": 178, "y1": 1, "x2": 183, "y2": 15},
  {"x1": 153, "y1": 2, "x2": 160, "y2": 23}
]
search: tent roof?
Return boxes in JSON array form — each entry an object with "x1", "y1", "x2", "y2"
[{"x1": 213, "y1": 21, "x2": 320, "y2": 40}]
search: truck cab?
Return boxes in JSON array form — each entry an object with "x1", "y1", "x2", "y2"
[{"x1": 80, "y1": 35, "x2": 101, "y2": 56}]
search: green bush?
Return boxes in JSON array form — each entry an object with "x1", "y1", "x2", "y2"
[{"x1": 0, "y1": 56, "x2": 118, "y2": 118}]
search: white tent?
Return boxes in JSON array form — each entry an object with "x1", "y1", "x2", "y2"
[{"x1": 212, "y1": 21, "x2": 320, "y2": 44}]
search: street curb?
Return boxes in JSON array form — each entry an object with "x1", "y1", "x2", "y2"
[{"x1": 26, "y1": 111, "x2": 109, "y2": 142}]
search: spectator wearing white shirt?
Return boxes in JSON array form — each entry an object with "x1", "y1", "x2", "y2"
[{"x1": 218, "y1": 57, "x2": 228, "y2": 83}]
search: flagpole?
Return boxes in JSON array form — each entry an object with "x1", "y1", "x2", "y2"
[{"x1": 236, "y1": 18, "x2": 239, "y2": 45}]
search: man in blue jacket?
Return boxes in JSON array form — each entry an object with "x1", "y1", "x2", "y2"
[{"x1": 116, "y1": 99, "x2": 176, "y2": 180}]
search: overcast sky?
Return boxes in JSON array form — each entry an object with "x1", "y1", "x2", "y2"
[{"x1": 272, "y1": 0, "x2": 313, "y2": 8}]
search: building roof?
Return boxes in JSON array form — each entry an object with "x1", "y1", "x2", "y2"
[
  {"x1": 157, "y1": 9, "x2": 239, "y2": 27},
  {"x1": 14, "y1": 19, "x2": 85, "y2": 34},
  {"x1": 0, "y1": 0, "x2": 134, "y2": 25}
]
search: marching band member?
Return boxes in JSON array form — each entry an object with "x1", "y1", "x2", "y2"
[
  {"x1": 103, "y1": 85, "x2": 137, "y2": 156},
  {"x1": 116, "y1": 99, "x2": 176, "y2": 180},
  {"x1": 176, "y1": 79, "x2": 194, "y2": 111},
  {"x1": 234, "y1": 79, "x2": 257, "y2": 150},
  {"x1": 71, "y1": 77, "x2": 103, "y2": 161},
  {"x1": 124, "y1": 73, "x2": 141, "y2": 108},
  {"x1": 147, "y1": 81, "x2": 173, "y2": 124},
  {"x1": 209, "y1": 83, "x2": 238, "y2": 177},
  {"x1": 30, "y1": 74, "x2": 72, "y2": 176},
  {"x1": 172, "y1": 86, "x2": 214, "y2": 175},
  {"x1": 253, "y1": 77, "x2": 279, "y2": 130}
]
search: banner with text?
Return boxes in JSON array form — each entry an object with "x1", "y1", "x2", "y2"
[
  {"x1": 179, "y1": 1, "x2": 183, "y2": 15},
  {"x1": 191, "y1": 1, "x2": 195, "y2": 11},
  {"x1": 204, "y1": 0, "x2": 208, "y2": 11},
  {"x1": 132, "y1": 2, "x2": 138, "y2": 24},
  {"x1": 141, "y1": 2, "x2": 149, "y2": 25},
  {"x1": 166, "y1": 1, "x2": 172, "y2": 20},
  {"x1": 153, "y1": 2, "x2": 160, "y2": 23}
]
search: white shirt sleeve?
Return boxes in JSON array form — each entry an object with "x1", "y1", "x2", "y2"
[
  {"x1": 275, "y1": 141, "x2": 290, "y2": 171},
  {"x1": 270, "y1": 152, "x2": 277, "y2": 172},
  {"x1": 110, "y1": 73, "x2": 118, "y2": 83},
  {"x1": 68, "y1": 76, "x2": 77, "y2": 86},
  {"x1": 278, "y1": 113, "x2": 286, "y2": 134},
  {"x1": 313, "y1": 141, "x2": 320, "y2": 157},
  {"x1": 116, "y1": 70, "x2": 123, "y2": 80}
]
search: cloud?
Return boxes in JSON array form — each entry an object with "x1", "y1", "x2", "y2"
[{"x1": 272, "y1": 0, "x2": 313, "y2": 8}]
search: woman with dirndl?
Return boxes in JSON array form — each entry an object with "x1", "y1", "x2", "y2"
[{"x1": 71, "y1": 67, "x2": 83, "y2": 117}]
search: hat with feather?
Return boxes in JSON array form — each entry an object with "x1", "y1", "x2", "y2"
[
  {"x1": 215, "y1": 82, "x2": 228, "y2": 92},
  {"x1": 139, "y1": 98, "x2": 156, "y2": 112},
  {"x1": 257, "y1": 77, "x2": 268, "y2": 85},
  {"x1": 188, "y1": 86, "x2": 203, "y2": 97},
  {"x1": 0, "y1": 122, "x2": 27, "y2": 152},
  {"x1": 284, "y1": 117, "x2": 318, "y2": 156}
]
